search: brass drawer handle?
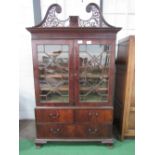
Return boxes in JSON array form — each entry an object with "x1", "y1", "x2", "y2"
[
  {"x1": 49, "y1": 112, "x2": 60, "y2": 118},
  {"x1": 88, "y1": 112, "x2": 99, "y2": 117},
  {"x1": 88, "y1": 128, "x2": 98, "y2": 134},
  {"x1": 50, "y1": 128, "x2": 62, "y2": 134},
  {"x1": 88, "y1": 112, "x2": 92, "y2": 116},
  {"x1": 95, "y1": 112, "x2": 99, "y2": 116}
]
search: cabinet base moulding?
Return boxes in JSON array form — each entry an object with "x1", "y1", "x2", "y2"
[{"x1": 35, "y1": 138, "x2": 114, "y2": 146}]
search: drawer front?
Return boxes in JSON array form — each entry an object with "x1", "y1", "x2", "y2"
[
  {"x1": 35, "y1": 109, "x2": 73, "y2": 123},
  {"x1": 75, "y1": 109, "x2": 113, "y2": 123},
  {"x1": 75, "y1": 124, "x2": 112, "y2": 138},
  {"x1": 36, "y1": 124, "x2": 75, "y2": 138},
  {"x1": 36, "y1": 124, "x2": 112, "y2": 139}
]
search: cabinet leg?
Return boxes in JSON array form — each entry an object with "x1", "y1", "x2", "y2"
[
  {"x1": 106, "y1": 143, "x2": 113, "y2": 148},
  {"x1": 35, "y1": 143, "x2": 43, "y2": 148},
  {"x1": 101, "y1": 139, "x2": 113, "y2": 147},
  {"x1": 35, "y1": 139, "x2": 47, "y2": 148},
  {"x1": 101, "y1": 143, "x2": 113, "y2": 147}
]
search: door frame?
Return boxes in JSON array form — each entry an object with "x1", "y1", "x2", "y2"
[
  {"x1": 32, "y1": 40, "x2": 74, "y2": 106},
  {"x1": 74, "y1": 39, "x2": 115, "y2": 106}
]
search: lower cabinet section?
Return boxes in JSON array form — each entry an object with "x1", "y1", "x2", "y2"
[
  {"x1": 36, "y1": 124, "x2": 112, "y2": 139},
  {"x1": 35, "y1": 108, "x2": 113, "y2": 144}
]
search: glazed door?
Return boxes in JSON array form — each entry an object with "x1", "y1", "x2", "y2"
[
  {"x1": 33, "y1": 40, "x2": 74, "y2": 106},
  {"x1": 74, "y1": 40, "x2": 115, "y2": 106}
]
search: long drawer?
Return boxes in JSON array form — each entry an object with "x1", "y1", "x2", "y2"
[
  {"x1": 35, "y1": 108, "x2": 113, "y2": 124},
  {"x1": 36, "y1": 124, "x2": 112, "y2": 139},
  {"x1": 35, "y1": 109, "x2": 73, "y2": 123}
]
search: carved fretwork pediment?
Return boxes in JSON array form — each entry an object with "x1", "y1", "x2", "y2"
[{"x1": 34, "y1": 3, "x2": 116, "y2": 28}]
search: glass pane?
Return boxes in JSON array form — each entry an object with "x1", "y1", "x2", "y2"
[
  {"x1": 79, "y1": 44, "x2": 110, "y2": 102},
  {"x1": 37, "y1": 44, "x2": 69, "y2": 103}
]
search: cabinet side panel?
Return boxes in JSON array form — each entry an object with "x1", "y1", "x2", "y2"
[
  {"x1": 114, "y1": 65, "x2": 127, "y2": 135},
  {"x1": 114, "y1": 37, "x2": 129, "y2": 138},
  {"x1": 32, "y1": 42, "x2": 40, "y2": 104}
]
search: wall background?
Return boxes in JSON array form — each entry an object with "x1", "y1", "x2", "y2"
[{"x1": 19, "y1": 0, "x2": 135, "y2": 119}]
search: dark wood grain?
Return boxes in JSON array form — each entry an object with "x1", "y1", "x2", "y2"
[
  {"x1": 35, "y1": 109, "x2": 74, "y2": 123},
  {"x1": 114, "y1": 36, "x2": 135, "y2": 140},
  {"x1": 75, "y1": 109, "x2": 113, "y2": 123},
  {"x1": 36, "y1": 124, "x2": 112, "y2": 139},
  {"x1": 27, "y1": 3, "x2": 121, "y2": 145}
]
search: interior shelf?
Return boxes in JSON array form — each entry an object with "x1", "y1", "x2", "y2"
[
  {"x1": 40, "y1": 85, "x2": 68, "y2": 91},
  {"x1": 40, "y1": 85, "x2": 108, "y2": 92},
  {"x1": 39, "y1": 66, "x2": 68, "y2": 71},
  {"x1": 40, "y1": 74, "x2": 109, "y2": 79},
  {"x1": 40, "y1": 74, "x2": 68, "y2": 78}
]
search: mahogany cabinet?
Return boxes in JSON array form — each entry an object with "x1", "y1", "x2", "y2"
[
  {"x1": 27, "y1": 3, "x2": 121, "y2": 146},
  {"x1": 114, "y1": 36, "x2": 135, "y2": 139}
]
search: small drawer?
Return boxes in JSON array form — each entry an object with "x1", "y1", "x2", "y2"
[
  {"x1": 36, "y1": 124, "x2": 74, "y2": 138},
  {"x1": 75, "y1": 124, "x2": 112, "y2": 138},
  {"x1": 35, "y1": 109, "x2": 73, "y2": 123},
  {"x1": 75, "y1": 109, "x2": 113, "y2": 123}
]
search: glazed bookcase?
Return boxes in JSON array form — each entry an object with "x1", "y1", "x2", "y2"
[{"x1": 27, "y1": 3, "x2": 121, "y2": 146}]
